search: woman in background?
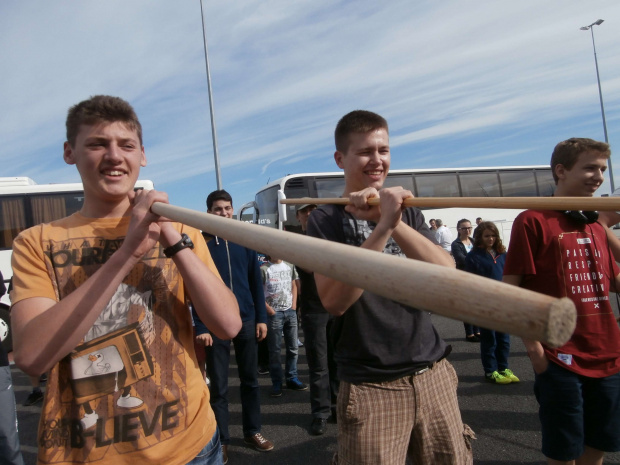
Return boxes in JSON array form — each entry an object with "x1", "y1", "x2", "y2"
[
  {"x1": 451, "y1": 219, "x2": 480, "y2": 342},
  {"x1": 465, "y1": 222, "x2": 520, "y2": 385}
]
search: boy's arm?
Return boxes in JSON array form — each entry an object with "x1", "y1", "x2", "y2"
[
  {"x1": 314, "y1": 187, "x2": 453, "y2": 316},
  {"x1": 503, "y1": 274, "x2": 549, "y2": 374},
  {"x1": 291, "y1": 278, "x2": 298, "y2": 311},
  {"x1": 160, "y1": 225, "x2": 240, "y2": 341},
  {"x1": 11, "y1": 189, "x2": 240, "y2": 376},
  {"x1": 248, "y1": 249, "x2": 268, "y2": 325}
]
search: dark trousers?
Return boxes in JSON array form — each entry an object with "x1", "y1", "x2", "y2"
[
  {"x1": 206, "y1": 319, "x2": 261, "y2": 444},
  {"x1": 463, "y1": 322, "x2": 480, "y2": 336},
  {"x1": 480, "y1": 328, "x2": 510, "y2": 374},
  {"x1": 301, "y1": 313, "x2": 339, "y2": 419},
  {"x1": 0, "y1": 366, "x2": 24, "y2": 465},
  {"x1": 258, "y1": 339, "x2": 269, "y2": 369}
]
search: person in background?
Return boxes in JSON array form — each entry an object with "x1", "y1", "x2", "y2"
[
  {"x1": 296, "y1": 203, "x2": 339, "y2": 436},
  {"x1": 0, "y1": 271, "x2": 24, "y2": 465},
  {"x1": 201, "y1": 189, "x2": 273, "y2": 461},
  {"x1": 434, "y1": 218, "x2": 453, "y2": 253},
  {"x1": 262, "y1": 256, "x2": 307, "y2": 398},
  {"x1": 429, "y1": 218, "x2": 437, "y2": 230},
  {"x1": 473, "y1": 217, "x2": 483, "y2": 239},
  {"x1": 451, "y1": 219, "x2": 480, "y2": 343},
  {"x1": 465, "y1": 222, "x2": 519, "y2": 385}
]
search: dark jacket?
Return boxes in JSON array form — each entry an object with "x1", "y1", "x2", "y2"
[
  {"x1": 464, "y1": 247, "x2": 506, "y2": 281},
  {"x1": 192, "y1": 234, "x2": 267, "y2": 335},
  {"x1": 451, "y1": 236, "x2": 474, "y2": 271}
]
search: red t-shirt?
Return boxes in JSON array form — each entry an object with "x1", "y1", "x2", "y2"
[{"x1": 504, "y1": 210, "x2": 620, "y2": 377}]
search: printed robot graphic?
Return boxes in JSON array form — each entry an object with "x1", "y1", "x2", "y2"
[{"x1": 70, "y1": 283, "x2": 154, "y2": 430}]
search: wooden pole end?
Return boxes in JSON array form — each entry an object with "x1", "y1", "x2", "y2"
[{"x1": 544, "y1": 298, "x2": 577, "y2": 348}]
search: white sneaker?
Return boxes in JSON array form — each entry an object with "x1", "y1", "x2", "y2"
[
  {"x1": 81, "y1": 412, "x2": 98, "y2": 430},
  {"x1": 117, "y1": 394, "x2": 144, "y2": 408}
]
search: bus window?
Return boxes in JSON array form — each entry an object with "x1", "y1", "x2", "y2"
[
  {"x1": 255, "y1": 186, "x2": 279, "y2": 227},
  {"x1": 314, "y1": 178, "x2": 345, "y2": 198},
  {"x1": 535, "y1": 170, "x2": 555, "y2": 196},
  {"x1": 384, "y1": 175, "x2": 414, "y2": 192},
  {"x1": 499, "y1": 170, "x2": 538, "y2": 197},
  {"x1": 0, "y1": 197, "x2": 26, "y2": 249},
  {"x1": 414, "y1": 173, "x2": 460, "y2": 197},
  {"x1": 282, "y1": 186, "x2": 308, "y2": 233},
  {"x1": 30, "y1": 193, "x2": 83, "y2": 224},
  {"x1": 458, "y1": 172, "x2": 501, "y2": 197},
  {"x1": 0, "y1": 193, "x2": 85, "y2": 250}
]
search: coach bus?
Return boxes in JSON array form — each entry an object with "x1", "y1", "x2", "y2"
[
  {"x1": 238, "y1": 166, "x2": 556, "y2": 244},
  {"x1": 0, "y1": 177, "x2": 154, "y2": 306}
]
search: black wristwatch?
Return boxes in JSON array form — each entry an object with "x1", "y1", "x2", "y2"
[{"x1": 163, "y1": 233, "x2": 194, "y2": 258}]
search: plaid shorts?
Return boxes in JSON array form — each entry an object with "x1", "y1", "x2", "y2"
[{"x1": 332, "y1": 359, "x2": 474, "y2": 465}]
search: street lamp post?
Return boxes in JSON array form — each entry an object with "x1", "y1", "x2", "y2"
[
  {"x1": 580, "y1": 19, "x2": 614, "y2": 192},
  {"x1": 200, "y1": 0, "x2": 223, "y2": 190}
]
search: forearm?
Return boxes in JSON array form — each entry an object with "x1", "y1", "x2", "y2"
[
  {"x1": 173, "y1": 248, "x2": 241, "y2": 340},
  {"x1": 315, "y1": 224, "x2": 394, "y2": 316},
  {"x1": 522, "y1": 338, "x2": 545, "y2": 359},
  {"x1": 392, "y1": 222, "x2": 454, "y2": 267},
  {"x1": 291, "y1": 281, "x2": 298, "y2": 310},
  {"x1": 12, "y1": 248, "x2": 141, "y2": 376}
]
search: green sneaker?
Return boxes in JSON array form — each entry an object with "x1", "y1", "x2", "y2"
[
  {"x1": 485, "y1": 371, "x2": 512, "y2": 384},
  {"x1": 499, "y1": 369, "x2": 520, "y2": 383}
]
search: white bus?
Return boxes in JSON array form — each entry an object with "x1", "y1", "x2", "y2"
[
  {"x1": 238, "y1": 166, "x2": 555, "y2": 244},
  {"x1": 0, "y1": 177, "x2": 154, "y2": 306}
]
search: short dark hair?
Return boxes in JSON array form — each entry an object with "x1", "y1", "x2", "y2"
[
  {"x1": 457, "y1": 218, "x2": 471, "y2": 229},
  {"x1": 335, "y1": 110, "x2": 388, "y2": 153},
  {"x1": 66, "y1": 95, "x2": 142, "y2": 147},
  {"x1": 207, "y1": 189, "x2": 233, "y2": 210},
  {"x1": 550, "y1": 138, "x2": 610, "y2": 184}
]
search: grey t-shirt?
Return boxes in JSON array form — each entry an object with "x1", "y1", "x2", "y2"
[{"x1": 306, "y1": 205, "x2": 447, "y2": 384}]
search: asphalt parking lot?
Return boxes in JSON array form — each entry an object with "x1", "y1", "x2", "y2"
[{"x1": 11, "y1": 306, "x2": 620, "y2": 465}]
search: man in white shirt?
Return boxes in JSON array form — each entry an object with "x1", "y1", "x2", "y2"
[{"x1": 434, "y1": 219, "x2": 453, "y2": 253}]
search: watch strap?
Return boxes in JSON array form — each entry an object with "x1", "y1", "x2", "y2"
[{"x1": 163, "y1": 233, "x2": 194, "y2": 258}]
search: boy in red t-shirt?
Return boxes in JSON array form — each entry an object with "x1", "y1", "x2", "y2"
[{"x1": 504, "y1": 138, "x2": 620, "y2": 465}]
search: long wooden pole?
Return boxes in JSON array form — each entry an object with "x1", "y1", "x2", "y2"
[
  {"x1": 152, "y1": 202, "x2": 575, "y2": 347},
  {"x1": 281, "y1": 196, "x2": 620, "y2": 211}
]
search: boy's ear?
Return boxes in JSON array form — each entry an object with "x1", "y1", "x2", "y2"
[
  {"x1": 140, "y1": 147, "x2": 147, "y2": 167},
  {"x1": 334, "y1": 150, "x2": 345, "y2": 169},
  {"x1": 63, "y1": 141, "x2": 76, "y2": 165},
  {"x1": 554, "y1": 163, "x2": 567, "y2": 181}
]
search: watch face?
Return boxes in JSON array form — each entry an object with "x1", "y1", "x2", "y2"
[{"x1": 183, "y1": 234, "x2": 194, "y2": 248}]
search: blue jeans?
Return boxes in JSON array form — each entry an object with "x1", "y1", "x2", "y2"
[
  {"x1": 267, "y1": 309, "x2": 299, "y2": 384},
  {"x1": 185, "y1": 428, "x2": 223, "y2": 465},
  {"x1": 206, "y1": 319, "x2": 261, "y2": 443},
  {"x1": 480, "y1": 329, "x2": 510, "y2": 374}
]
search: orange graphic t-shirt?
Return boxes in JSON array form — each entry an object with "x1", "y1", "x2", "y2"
[{"x1": 11, "y1": 213, "x2": 218, "y2": 464}]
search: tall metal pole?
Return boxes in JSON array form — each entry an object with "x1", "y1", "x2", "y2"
[
  {"x1": 581, "y1": 20, "x2": 614, "y2": 191},
  {"x1": 200, "y1": 0, "x2": 223, "y2": 190}
]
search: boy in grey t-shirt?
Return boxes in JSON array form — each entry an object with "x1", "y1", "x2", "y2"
[{"x1": 261, "y1": 258, "x2": 307, "y2": 397}]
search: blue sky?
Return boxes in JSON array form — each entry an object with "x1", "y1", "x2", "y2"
[{"x1": 2, "y1": 1, "x2": 620, "y2": 213}]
